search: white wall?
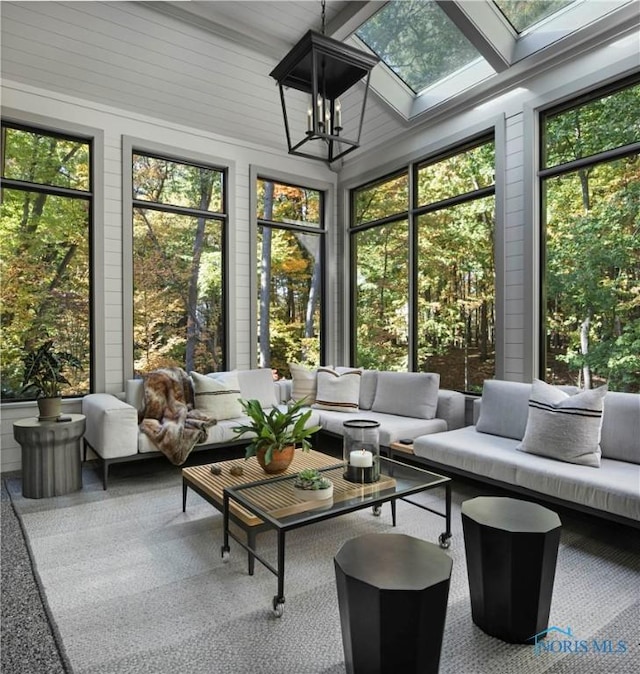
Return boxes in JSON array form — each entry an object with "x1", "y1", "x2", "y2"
[{"x1": 0, "y1": 79, "x2": 336, "y2": 473}]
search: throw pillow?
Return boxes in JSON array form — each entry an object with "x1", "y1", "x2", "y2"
[
  {"x1": 289, "y1": 363, "x2": 317, "y2": 404},
  {"x1": 191, "y1": 371, "x2": 243, "y2": 420},
  {"x1": 371, "y1": 371, "x2": 439, "y2": 419},
  {"x1": 516, "y1": 379, "x2": 608, "y2": 467},
  {"x1": 313, "y1": 367, "x2": 361, "y2": 412}
]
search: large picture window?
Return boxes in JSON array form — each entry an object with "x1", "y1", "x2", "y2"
[
  {"x1": 256, "y1": 178, "x2": 324, "y2": 376},
  {"x1": 1, "y1": 123, "x2": 92, "y2": 401},
  {"x1": 132, "y1": 152, "x2": 226, "y2": 374},
  {"x1": 351, "y1": 138, "x2": 495, "y2": 391},
  {"x1": 541, "y1": 78, "x2": 640, "y2": 392}
]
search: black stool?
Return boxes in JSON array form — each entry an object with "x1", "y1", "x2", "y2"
[
  {"x1": 334, "y1": 533, "x2": 452, "y2": 674},
  {"x1": 461, "y1": 496, "x2": 561, "y2": 644}
]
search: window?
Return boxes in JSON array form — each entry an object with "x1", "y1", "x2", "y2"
[
  {"x1": 256, "y1": 178, "x2": 325, "y2": 376},
  {"x1": 416, "y1": 140, "x2": 496, "y2": 392},
  {"x1": 132, "y1": 152, "x2": 226, "y2": 374},
  {"x1": 351, "y1": 138, "x2": 495, "y2": 391},
  {"x1": 1, "y1": 123, "x2": 92, "y2": 401},
  {"x1": 352, "y1": 172, "x2": 409, "y2": 370},
  {"x1": 540, "y1": 77, "x2": 640, "y2": 392}
]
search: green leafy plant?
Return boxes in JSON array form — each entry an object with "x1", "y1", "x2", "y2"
[
  {"x1": 293, "y1": 468, "x2": 331, "y2": 491},
  {"x1": 20, "y1": 339, "x2": 82, "y2": 399},
  {"x1": 232, "y1": 398, "x2": 321, "y2": 465}
]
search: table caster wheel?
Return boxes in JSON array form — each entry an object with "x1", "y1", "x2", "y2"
[
  {"x1": 372, "y1": 505, "x2": 382, "y2": 517},
  {"x1": 438, "y1": 533, "x2": 451, "y2": 549},
  {"x1": 221, "y1": 546, "x2": 230, "y2": 562},
  {"x1": 272, "y1": 596, "x2": 285, "y2": 617}
]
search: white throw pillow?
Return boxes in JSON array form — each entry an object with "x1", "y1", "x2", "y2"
[
  {"x1": 313, "y1": 367, "x2": 361, "y2": 412},
  {"x1": 191, "y1": 371, "x2": 243, "y2": 420},
  {"x1": 372, "y1": 371, "x2": 439, "y2": 419},
  {"x1": 289, "y1": 363, "x2": 317, "y2": 404},
  {"x1": 516, "y1": 379, "x2": 607, "y2": 467}
]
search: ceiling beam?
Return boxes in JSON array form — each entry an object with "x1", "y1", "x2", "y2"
[{"x1": 436, "y1": 0, "x2": 515, "y2": 72}]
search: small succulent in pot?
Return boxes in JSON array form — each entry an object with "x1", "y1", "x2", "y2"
[{"x1": 293, "y1": 468, "x2": 332, "y2": 491}]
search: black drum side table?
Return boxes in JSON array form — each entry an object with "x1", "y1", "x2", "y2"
[
  {"x1": 461, "y1": 496, "x2": 562, "y2": 644},
  {"x1": 13, "y1": 414, "x2": 85, "y2": 498},
  {"x1": 334, "y1": 533, "x2": 452, "y2": 674}
]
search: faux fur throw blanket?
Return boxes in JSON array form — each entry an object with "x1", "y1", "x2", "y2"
[{"x1": 139, "y1": 367, "x2": 215, "y2": 465}]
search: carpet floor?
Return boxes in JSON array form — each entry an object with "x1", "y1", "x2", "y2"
[{"x1": 3, "y1": 457, "x2": 639, "y2": 674}]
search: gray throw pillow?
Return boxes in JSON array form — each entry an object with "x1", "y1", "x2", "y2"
[
  {"x1": 371, "y1": 372, "x2": 439, "y2": 419},
  {"x1": 516, "y1": 379, "x2": 607, "y2": 467},
  {"x1": 476, "y1": 380, "x2": 532, "y2": 440}
]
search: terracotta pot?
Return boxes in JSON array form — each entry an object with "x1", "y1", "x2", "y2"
[
  {"x1": 257, "y1": 445, "x2": 295, "y2": 474},
  {"x1": 37, "y1": 396, "x2": 62, "y2": 421}
]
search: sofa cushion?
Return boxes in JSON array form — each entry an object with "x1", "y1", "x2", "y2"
[
  {"x1": 600, "y1": 391, "x2": 640, "y2": 464},
  {"x1": 476, "y1": 380, "x2": 532, "y2": 440},
  {"x1": 372, "y1": 371, "x2": 439, "y2": 419},
  {"x1": 191, "y1": 371, "x2": 242, "y2": 420},
  {"x1": 318, "y1": 409, "x2": 447, "y2": 446},
  {"x1": 289, "y1": 363, "x2": 317, "y2": 404},
  {"x1": 414, "y1": 427, "x2": 520, "y2": 485},
  {"x1": 236, "y1": 369, "x2": 278, "y2": 408},
  {"x1": 516, "y1": 379, "x2": 607, "y2": 468},
  {"x1": 336, "y1": 367, "x2": 377, "y2": 410},
  {"x1": 313, "y1": 368, "x2": 361, "y2": 412}
]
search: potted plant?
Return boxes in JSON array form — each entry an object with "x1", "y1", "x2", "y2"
[
  {"x1": 233, "y1": 398, "x2": 321, "y2": 474},
  {"x1": 21, "y1": 339, "x2": 82, "y2": 420},
  {"x1": 293, "y1": 467, "x2": 333, "y2": 500}
]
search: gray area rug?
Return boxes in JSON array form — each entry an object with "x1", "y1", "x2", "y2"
[{"x1": 6, "y1": 461, "x2": 640, "y2": 674}]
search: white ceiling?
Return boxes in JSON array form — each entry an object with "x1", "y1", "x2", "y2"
[{"x1": 1, "y1": 1, "x2": 638, "y2": 166}]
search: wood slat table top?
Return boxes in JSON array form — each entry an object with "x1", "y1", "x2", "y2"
[{"x1": 182, "y1": 449, "x2": 343, "y2": 526}]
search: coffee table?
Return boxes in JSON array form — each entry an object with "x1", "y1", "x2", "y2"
[
  {"x1": 182, "y1": 450, "x2": 338, "y2": 574},
  {"x1": 220, "y1": 454, "x2": 451, "y2": 616}
]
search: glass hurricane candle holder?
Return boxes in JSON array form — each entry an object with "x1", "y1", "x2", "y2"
[{"x1": 343, "y1": 419, "x2": 380, "y2": 483}]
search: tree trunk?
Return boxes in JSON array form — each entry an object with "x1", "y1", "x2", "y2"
[
  {"x1": 185, "y1": 171, "x2": 213, "y2": 372},
  {"x1": 580, "y1": 314, "x2": 591, "y2": 389}
]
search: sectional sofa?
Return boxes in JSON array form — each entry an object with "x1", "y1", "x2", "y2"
[
  {"x1": 409, "y1": 379, "x2": 640, "y2": 527},
  {"x1": 82, "y1": 367, "x2": 466, "y2": 488}
]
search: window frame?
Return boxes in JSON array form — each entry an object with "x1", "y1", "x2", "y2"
[
  {"x1": 254, "y1": 173, "x2": 329, "y2": 370},
  {"x1": 124, "y1": 138, "x2": 230, "y2": 377},
  {"x1": 349, "y1": 132, "x2": 497, "y2": 391},
  {"x1": 1, "y1": 113, "x2": 104, "y2": 400},
  {"x1": 537, "y1": 73, "x2": 640, "y2": 386}
]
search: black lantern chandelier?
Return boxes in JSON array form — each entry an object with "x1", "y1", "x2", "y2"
[{"x1": 269, "y1": 1, "x2": 379, "y2": 164}]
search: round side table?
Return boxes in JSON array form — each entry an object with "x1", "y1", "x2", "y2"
[{"x1": 13, "y1": 414, "x2": 85, "y2": 498}]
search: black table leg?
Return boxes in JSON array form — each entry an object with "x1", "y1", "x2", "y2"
[
  {"x1": 273, "y1": 530, "x2": 286, "y2": 617},
  {"x1": 182, "y1": 479, "x2": 187, "y2": 512}
]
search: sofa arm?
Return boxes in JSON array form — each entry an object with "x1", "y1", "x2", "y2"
[
  {"x1": 436, "y1": 389, "x2": 466, "y2": 430},
  {"x1": 275, "y1": 379, "x2": 292, "y2": 404},
  {"x1": 82, "y1": 393, "x2": 139, "y2": 459}
]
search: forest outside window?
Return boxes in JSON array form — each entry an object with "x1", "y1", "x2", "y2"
[
  {"x1": 256, "y1": 178, "x2": 324, "y2": 377},
  {"x1": 540, "y1": 77, "x2": 640, "y2": 393},
  {"x1": 1, "y1": 123, "x2": 92, "y2": 401},
  {"x1": 351, "y1": 137, "x2": 495, "y2": 392},
  {"x1": 132, "y1": 152, "x2": 226, "y2": 374}
]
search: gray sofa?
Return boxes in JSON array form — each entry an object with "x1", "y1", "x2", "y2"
[
  {"x1": 410, "y1": 380, "x2": 640, "y2": 527},
  {"x1": 83, "y1": 368, "x2": 466, "y2": 488}
]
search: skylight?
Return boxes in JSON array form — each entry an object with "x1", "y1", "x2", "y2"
[
  {"x1": 348, "y1": 0, "x2": 633, "y2": 124},
  {"x1": 356, "y1": 0, "x2": 491, "y2": 94},
  {"x1": 493, "y1": 0, "x2": 577, "y2": 34}
]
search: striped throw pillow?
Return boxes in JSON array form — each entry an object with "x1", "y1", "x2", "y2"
[
  {"x1": 516, "y1": 379, "x2": 607, "y2": 467},
  {"x1": 191, "y1": 371, "x2": 243, "y2": 420},
  {"x1": 313, "y1": 367, "x2": 361, "y2": 412}
]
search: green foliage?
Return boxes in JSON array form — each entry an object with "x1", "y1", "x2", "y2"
[
  {"x1": 232, "y1": 398, "x2": 321, "y2": 466},
  {"x1": 1, "y1": 125, "x2": 91, "y2": 401},
  {"x1": 20, "y1": 340, "x2": 82, "y2": 399},
  {"x1": 293, "y1": 468, "x2": 331, "y2": 491}
]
